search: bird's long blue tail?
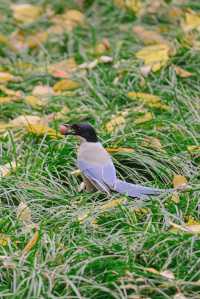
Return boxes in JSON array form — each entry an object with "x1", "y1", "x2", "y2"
[{"x1": 113, "y1": 179, "x2": 173, "y2": 199}]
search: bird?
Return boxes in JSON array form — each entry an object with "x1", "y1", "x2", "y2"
[{"x1": 60, "y1": 123, "x2": 182, "y2": 199}]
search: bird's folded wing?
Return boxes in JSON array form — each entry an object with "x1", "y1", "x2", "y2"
[{"x1": 78, "y1": 159, "x2": 116, "y2": 188}]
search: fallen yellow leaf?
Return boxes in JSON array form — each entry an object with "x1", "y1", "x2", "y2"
[
  {"x1": 135, "y1": 112, "x2": 153, "y2": 124},
  {"x1": 105, "y1": 115, "x2": 126, "y2": 133},
  {"x1": 26, "y1": 124, "x2": 62, "y2": 139},
  {"x1": 182, "y1": 11, "x2": 200, "y2": 32},
  {"x1": 10, "y1": 115, "x2": 43, "y2": 128},
  {"x1": 11, "y1": 4, "x2": 42, "y2": 24},
  {"x1": 49, "y1": 9, "x2": 85, "y2": 33},
  {"x1": 173, "y1": 175, "x2": 188, "y2": 188},
  {"x1": 136, "y1": 44, "x2": 170, "y2": 72},
  {"x1": 17, "y1": 202, "x2": 32, "y2": 224},
  {"x1": 0, "y1": 234, "x2": 10, "y2": 246},
  {"x1": 0, "y1": 97, "x2": 21, "y2": 104},
  {"x1": 128, "y1": 92, "x2": 169, "y2": 110},
  {"x1": 71, "y1": 169, "x2": 81, "y2": 176},
  {"x1": 133, "y1": 25, "x2": 167, "y2": 45},
  {"x1": 106, "y1": 147, "x2": 134, "y2": 154},
  {"x1": 171, "y1": 192, "x2": 180, "y2": 204},
  {"x1": 142, "y1": 136, "x2": 163, "y2": 151},
  {"x1": 187, "y1": 145, "x2": 200, "y2": 153},
  {"x1": 26, "y1": 31, "x2": 48, "y2": 49},
  {"x1": 53, "y1": 79, "x2": 80, "y2": 92},
  {"x1": 100, "y1": 198, "x2": 125, "y2": 211},
  {"x1": 53, "y1": 106, "x2": 70, "y2": 120},
  {"x1": 48, "y1": 58, "x2": 77, "y2": 78},
  {"x1": 32, "y1": 85, "x2": 55, "y2": 98},
  {"x1": 0, "y1": 72, "x2": 14, "y2": 83},
  {"x1": 0, "y1": 85, "x2": 22, "y2": 98},
  {"x1": 94, "y1": 38, "x2": 110, "y2": 55},
  {"x1": 25, "y1": 96, "x2": 45, "y2": 108},
  {"x1": 174, "y1": 65, "x2": 192, "y2": 78},
  {"x1": 0, "y1": 161, "x2": 17, "y2": 177},
  {"x1": 22, "y1": 230, "x2": 39, "y2": 255},
  {"x1": 125, "y1": 0, "x2": 142, "y2": 14},
  {"x1": 169, "y1": 220, "x2": 200, "y2": 234},
  {"x1": 145, "y1": 267, "x2": 160, "y2": 275}
]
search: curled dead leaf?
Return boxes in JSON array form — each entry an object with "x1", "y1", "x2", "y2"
[
  {"x1": 174, "y1": 65, "x2": 192, "y2": 78},
  {"x1": 53, "y1": 79, "x2": 80, "y2": 92},
  {"x1": 135, "y1": 112, "x2": 153, "y2": 124},
  {"x1": 105, "y1": 115, "x2": 126, "y2": 133},
  {"x1": 22, "y1": 230, "x2": 39, "y2": 255},
  {"x1": 173, "y1": 175, "x2": 188, "y2": 188},
  {"x1": 26, "y1": 124, "x2": 62, "y2": 139},
  {"x1": 127, "y1": 92, "x2": 169, "y2": 110},
  {"x1": 0, "y1": 161, "x2": 17, "y2": 177},
  {"x1": 11, "y1": 4, "x2": 42, "y2": 24}
]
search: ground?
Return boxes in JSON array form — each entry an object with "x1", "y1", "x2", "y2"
[{"x1": 0, "y1": 0, "x2": 200, "y2": 298}]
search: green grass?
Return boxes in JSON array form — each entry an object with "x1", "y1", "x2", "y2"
[{"x1": 0, "y1": 0, "x2": 200, "y2": 298}]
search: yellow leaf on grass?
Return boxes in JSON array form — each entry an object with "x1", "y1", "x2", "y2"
[
  {"x1": 11, "y1": 4, "x2": 42, "y2": 24},
  {"x1": 0, "y1": 97, "x2": 19, "y2": 104},
  {"x1": 10, "y1": 115, "x2": 42, "y2": 128},
  {"x1": 26, "y1": 124, "x2": 62, "y2": 139},
  {"x1": 135, "y1": 112, "x2": 153, "y2": 124},
  {"x1": 100, "y1": 198, "x2": 125, "y2": 211},
  {"x1": 0, "y1": 161, "x2": 17, "y2": 177},
  {"x1": 0, "y1": 72, "x2": 14, "y2": 83},
  {"x1": 48, "y1": 58, "x2": 77, "y2": 78},
  {"x1": 128, "y1": 92, "x2": 169, "y2": 110},
  {"x1": 133, "y1": 25, "x2": 167, "y2": 45},
  {"x1": 136, "y1": 44, "x2": 170, "y2": 72},
  {"x1": 125, "y1": 0, "x2": 142, "y2": 14},
  {"x1": 53, "y1": 106, "x2": 70, "y2": 120},
  {"x1": 26, "y1": 31, "x2": 48, "y2": 49},
  {"x1": 173, "y1": 175, "x2": 187, "y2": 188},
  {"x1": 182, "y1": 11, "x2": 200, "y2": 32},
  {"x1": 17, "y1": 202, "x2": 32, "y2": 224},
  {"x1": 174, "y1": 65, "x2": 192, "y2": 78},
  {"x1": 142, "y1": 136, "x2": 163, "y2": 151},
  {"x1": 94, "y1": 38, "x2": 110, "y2": 55},
  {"x1": 49, "y1": 9, "x2": 85, "y2": 34},
  {"x1": 25, "y1": 96, "x2": 45, "y2": 108},
  {"x1": 53, "y1": 79, "x2": 80, "y2": 92},
  {"x1": 145, "y1": 268, "x2": 175, "y2": 279},
  {"x1": 22, "y1": 230, "x2": 39, "y2": 255},
  {"x1": 106, "y1": 147, "x2": 134, "y2": 154},
  {"x1": 169, "y1": 220, "x2": 200, "y2": 234},
  {"x1": 32, "y1": 85, "x2": 55, "y2": 98},
  {"x1": 0, "y1": 85, "x2": 22, "y2": 98},
  {"x1": 0, "y1": 234, "x2": 10, "y2": 246},
  {"x1": 71, "y1": 169, "x2": 81, "y2": 176},
  {"x1": 187, "y1": 145, "x2": 200, "y2": 153},
  {"x1": 105, "y1": 115, "x2": 126, "y2": 133},
  {"x1": 171, "y1": 192, "x2": 180, "y2": 204}
]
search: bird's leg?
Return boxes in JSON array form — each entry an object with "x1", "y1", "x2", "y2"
[{"x1": 81, "y1": 174, "x2": 96, "y2": 192}]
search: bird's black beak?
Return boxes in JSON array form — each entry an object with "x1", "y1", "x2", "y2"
[{"x1": 60, "y1": 124, "x2": 75, "y2": 136}]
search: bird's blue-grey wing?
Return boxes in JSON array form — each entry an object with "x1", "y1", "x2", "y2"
[{"x1": 78, "y1": 158, "x2": 116, "y2": 188}]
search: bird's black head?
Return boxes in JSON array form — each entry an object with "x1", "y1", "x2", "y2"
[{"x1": 60, "y1": 123, "x2": 98, "y2": 142}]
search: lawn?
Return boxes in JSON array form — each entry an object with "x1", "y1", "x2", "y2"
[{"x1": 0, "y1": 0, "x2": 200, "y2": 298}]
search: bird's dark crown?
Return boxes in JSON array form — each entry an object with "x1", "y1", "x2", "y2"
[{"x1": 65, "y1": 123, "x2": 98, "y2": 142}]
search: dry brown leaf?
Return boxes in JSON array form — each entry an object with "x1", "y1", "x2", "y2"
[
  {"x1": 106, "y1": 147, "x2": 134, "y2": 154},
  {"x1": 135, "y1": 112, "x2": 153, "y2": 125},
  {"x1": 173, "y1": 175, "x2": 188, "y2": 188},
  {"x1": 136, "y1": 44, "x2": 170, "y2": 72},
  {"x1": 0, "y1": 234, "x2": 10, "y2": 246},
  {"x1": 127, "y1": 92, "x2": 169, "y2": 110},
  {"x1": 187, "y1": 145, "x2": 200, "y2": 153},
  {"x1": 142, "y1": 136, "x2": 163, "y2": 151},
  {"x1": 49, "y1": 9, "x2": 85, "y2": 34},
  {"x1": 100, "y1": 198, "x2": 125, "y2": 211},
  {"x1": 11, "y1": 4, "x2": 42, "y2": 24},
  {"x1": 10, "y1": 115, "x2": 42, "y2": 128},
  {"x1": 27, "y1": 31, "x2": 48, "y2": 49},
  {"x1": 94, "y1": 38, "x2": 110, "y2": 55},
  {"x1": 174, "y1": 65, "x2": 192, "y2": 78},
  {"x1": 22, "y1": 230, "x2": 39, "y2": 255},
  {"x1": 171, "y1": 192, "x2": 180, "y2": 204},
  {"x1": 0, "y1": 161, "x2": 17, "y2": 177},
  {"x1": 32, "y1": 85, "x2": 55, "y2": 98},
  {"x1": 133, "y1": 25, "x2": 167, "y2": 45},
  {"x1": 17, "y1": 202, "x2": 32, "y2": 224},
  {"x1": 174, "y1": 293, "x2": 187, "y2": 299},
  {"x1": 26, "y1": 124, "x2": 62, "y2": 139},
  {"x1": 182, "y1": 11, "x2": 200, "y2": 32},
  {"x1": 48, "y1": 58, "x2": 77, "y2": 78},
  {"x1": 53, "y1": 79, "x2": 80, "y2": 92},
  {"x1": 25, "y1": 96, "x2": 45, "y2": 108},
  {"x1": 160, "y1": 270, "x2": 175, "y2": 280},
  {"x1": 105, "y1": 115, "x2": 126, "y2": 133},
  {"x1": 169, "y1": 220, "x2": 200, "y2": 234},
  {"x1": 0, "y1": 72, "x2": 14, "y2": 83}
]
